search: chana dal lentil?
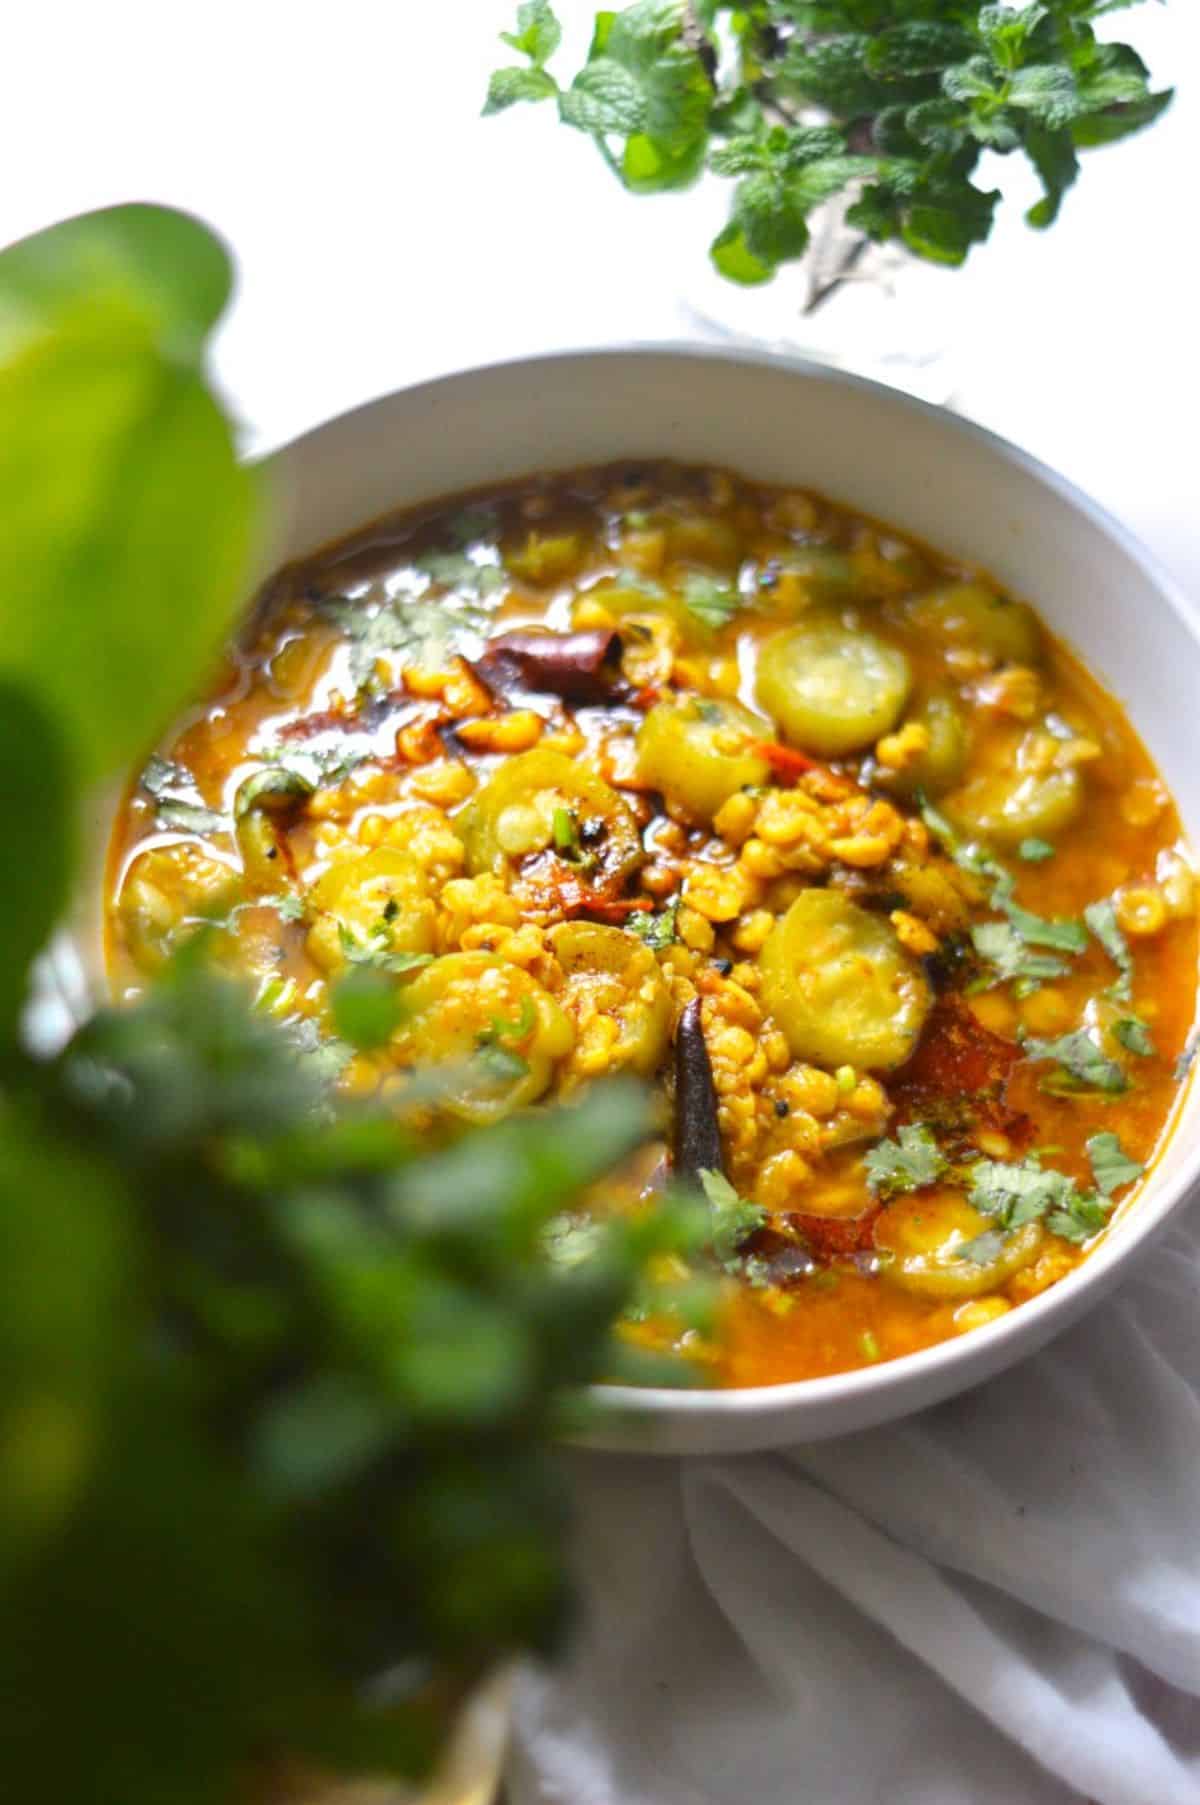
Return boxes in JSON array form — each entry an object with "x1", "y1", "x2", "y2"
[{"x1": 106, "y1": 462, "x2": 1198, "y2": 1386}]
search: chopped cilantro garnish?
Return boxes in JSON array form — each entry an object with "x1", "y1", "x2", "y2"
[
  {"x1": 1003, "y1": 903, "x2": 1087, "y2": 955},
  {"x1": 1023, "y1": 1029, "x2": 1128, "y2": 1095},
  {"x1": 1114, "y1": 1016, "x2": 1155, "y2": 1058},
  {"x1": 155, "y1": 799, "x2": 227, "y2": 836},
  {"x1": 1045, "y1": 1197, "x2": 1110, "y2": 1244},
  {"x1": 1084, "y1": 898, "x2": 1134, "y2": 1001},
  {"x1": 956, "y1": 1227, "x2": 1008, "y2": 1266},
  {"x1": 141, "y1": 753, "x2": 194, "y2": 800},
  {"x1": 1086, "y1": 1131, "x2": 1144, "y2": 1197},
  {"x1": 924, "y1": 801, "x2": 1086, "y2": 994},
  {"x1": 864, "y1": 1124, "x2": 947, "y2": 1197},
  {"x1": 1018, "y1": 839, "x2": 1055, "y2": 863},
  {"x1": 859, "y1": 1329, "x2": 881, "y2": 1362},
  {"x1": 698, "y1": 1169, "x2": 767, "y2": 1271},
  {"x1": 478, "y1": 995, "x2": 537, "y2": 1049},
  {"x1": 140, "y1": 752, "x2": 226, "y2": 836},
  {"x1": 970, "y1": 921, "x2": 1071, "y2": 992},
  {"x1": 682, "y1": 572, "x2": 740, "y2": 631},
  {"x1": 967, "y1": 1154, "x2": 1080, "y2": 1228},
  {"x1": 628, "y1": 897, "x2": 680, "y2": 951},
  {"x1": 336, "y1": 921, "x2": 432, "y2": 976}
]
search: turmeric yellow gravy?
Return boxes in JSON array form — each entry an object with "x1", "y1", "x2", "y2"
[{"x1": 106, "y1": 463, "x2": 1197, "y2": 1387}]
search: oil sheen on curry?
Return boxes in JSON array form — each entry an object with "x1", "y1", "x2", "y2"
[{"x1": 106, "y1": 463, "x2": 1198, "y2": 1387}]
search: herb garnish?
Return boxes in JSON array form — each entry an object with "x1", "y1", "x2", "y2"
[
  {"x1": 682, "y1": 572, "x2": 740, "y2": 631},
  {"x1": 336, "y1": 921, "x2": 433, "y2": 976},
  {"x1": 698, "y1": 1168, "x2": 768, "y2": 1273},
  {"x1": 1083, "y1": 898, "x2": 1134, "y2": 1001},
  {"x1": 486, "y1": 2, "x2": 1171, "y2": 288},
  {"x1": 969, "y1": 920, "x2": 1073, "y2": 992},
  {"x1": 1019, "y1": 838, "x2": 1055, "y2": 863},
  {"x1": 923, "y1": 799, "x2": 1086, "y2": 994},
  {"x1": 1023, "y1": 1028, "x2": 1128, "y2": 1095},
  {"x1": 140, "y1": 752, "x2": 226, "y2": 836},
  {"x1": 628, "y1": 896, "x2": 681, "y2": 951},
  {"x1": 1114, "y1": 1016, "x2": 1155, "y2": 1058},
  {"x1": 475, "y1": 996, "x2": 537, "y2": 1081},
  {"x1": 1085, "y1": 1131, "x2": 1144, "y2": 1197},
  {"x1": 864, "y1": 1123, "x2": 948, "y2": 1197}
]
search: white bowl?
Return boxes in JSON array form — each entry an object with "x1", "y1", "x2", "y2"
[{"x1": 226, "y1": 346, "x2": 1200, "y2": 1452}]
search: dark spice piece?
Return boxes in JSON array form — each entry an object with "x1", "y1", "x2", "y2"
[
  {"x1": 476, "y1": 629, "x2": 623, "y2": 704},
  {"x1": 673, "y1": 999, "x2": 724, "y2": 1183}
]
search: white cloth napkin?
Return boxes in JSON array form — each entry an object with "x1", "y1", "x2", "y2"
[{"x1": 508, "y1": 1206, "x2": 1200, "y2": 1805}]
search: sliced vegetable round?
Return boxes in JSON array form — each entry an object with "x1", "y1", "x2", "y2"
[
  {"x1": 456, "y1": 748, "x2": 641, "y2": 894},
  {"x1": 754, "y1": 548, "x2": 857, "y2": 615},
  {"x1": 547, "y1": 922, "x2": 672, "y2": 1076},
  {"x1": 880, "y1": 690, "x2": 968, "y2": 799},
  {"x1": 900, "y1": 583, "x2": 1040, "y2": 667},
  {"x1": 635, "y1": 696, "x2": 771, "y2": 822},
  {"x1": 760, "y1": 888, "x2": 932, "y2": 1071},
  {"x1": 390, "y1": 952, "x2": 574, "y2": 1123},
  {"x1": 118, "y1": 842, "x2": 239, "y2": 972},
  {"x1": 756, "y1": 620, "x2": 911, "y2": 757},
  {"x1": 875, "y1": 1190, "x2": 1044, "y2": 1299},
  {"x1": 945, "y1": 765, "x2": 1081, "y2": 849},
  {"x1": 233, "y1": 766, "x2": 315, "y2": 890},
  {"x1": 306, "y1": 849, "x2": 436, "y2": 973}
]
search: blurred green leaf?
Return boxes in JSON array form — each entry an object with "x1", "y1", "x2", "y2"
[
  {"x1": 0, "y1": 208, "x2": 258, "y2": 785},
  {"x1": 0, "y1": 202, "x2": 234, "y2": 365},
  {"x1": 0, "y1": 685, "x2": 73, "y2": 1041}
]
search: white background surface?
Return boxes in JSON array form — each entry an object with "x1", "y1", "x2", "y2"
[{"x1": 4, "y1": 0, "x2": 1197, "y2": 588}]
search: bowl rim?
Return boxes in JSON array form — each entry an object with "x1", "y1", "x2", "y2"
[{"x1": 268, "y1": 342, "x2": 1198, "y2": 1423}]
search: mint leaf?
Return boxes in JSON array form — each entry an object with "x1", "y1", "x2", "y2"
[
  {"x1": 501, "y1": 0, "x2": 562, "y2": 66},
  {"x1": 484, "y1": 66, "x2": 559, "y2": 113},
  {"x1": 1086, "y1": 1131, "x2": 1143, "y2": 1197},
  {"x1": 560, "y1": 58, "x2": 646, "y2": 133},
  {"x1": 864, "y1": 1124, "x2": 947, "y2": 1197}
]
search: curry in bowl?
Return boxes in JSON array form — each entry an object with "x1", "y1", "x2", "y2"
[{"x1": 106, "y1": 462, "x2": 1197, "y2": 1386}]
